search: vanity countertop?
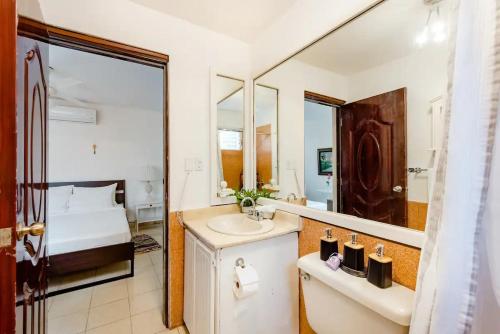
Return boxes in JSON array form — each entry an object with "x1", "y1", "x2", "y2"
[{"x1": 183, "y1": 205, "x2": 301, "y2": 250}]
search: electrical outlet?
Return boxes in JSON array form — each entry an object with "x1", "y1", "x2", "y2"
[
  {"x1": 286, "y1": 160, "x2": 296, "y2": 170},
  {"x1": 194, "y1": 159, "x2": 203, "y2": 171},
  {"x1": 185, "y1": 158, "x2": 203, "y2": 172}
]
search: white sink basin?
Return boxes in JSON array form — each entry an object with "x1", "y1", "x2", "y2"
[{"x1": 206, "y1": 213, "x2": 275, "y2": 236}]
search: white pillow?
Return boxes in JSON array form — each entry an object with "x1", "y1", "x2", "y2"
[
  {"x1": 48, "y1": 185, "x2": 74, "y2": 215},
  {"x1": 68, "y1": 183, "x2": 117, "y2": 211}
]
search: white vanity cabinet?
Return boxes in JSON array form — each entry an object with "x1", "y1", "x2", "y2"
[{"x1": 183, "y1": 230, "x2": 299, "y2": 334}]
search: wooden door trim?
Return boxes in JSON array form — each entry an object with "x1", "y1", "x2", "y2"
[
  {"x1": 0, "y1": 1, "x2": 18, "y2": 332},
  {"x1": 304, "y1": 91, "x2": 345, "y2": 106},
  {"x1": 304, "y1": 92, "x2": 343, "y2": 211},
  {"x1": 16, "y1": 16, "x2": 172, "y2": 327},
  {"x1": 18, "y1": 16, "x2": 169, "y2": 66}
]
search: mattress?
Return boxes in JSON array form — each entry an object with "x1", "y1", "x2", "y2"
[{"x1": 47, "y1": 206, "x2": 131, "y2": 256}]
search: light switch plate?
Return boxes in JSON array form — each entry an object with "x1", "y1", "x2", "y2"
[
  {"x1": 0, "y1": 228, "x2": 12, "y2": 248},
  {"x1": 185, "y1": 158, "x2": 203, "y2": 172}
]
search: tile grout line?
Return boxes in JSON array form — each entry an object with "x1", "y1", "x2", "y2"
[{"x1": 85, "y1": 286, "x2": 94, "y2": 333}]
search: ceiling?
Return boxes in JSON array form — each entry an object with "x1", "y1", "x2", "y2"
[
  {"x1": 49, "y1": 44, "x2": 163, "y2": 111},
  {"x1": 131, "y1": 0, "x2": 298, "y2": 43},
  {"x1": 295, "y1": 0, "x2": 450, "y2": 75}
]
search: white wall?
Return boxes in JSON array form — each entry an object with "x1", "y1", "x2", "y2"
[
  {"x1": 20, "y1": 0, "x2": 252, "y2": 211},
  {"x1": 48, "y1": 105, "x2": 163, "y2": 219},
  {"x1": 347, "y1": 44, "x2": 448, "y2": 202},
  {"x1": 304, "y1": 101, "x2": 335, "y2": 204},
  {"x1": 256, "y1": 59, "x2": 349, "y2": 198}
]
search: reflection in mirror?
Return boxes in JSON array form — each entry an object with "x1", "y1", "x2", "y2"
[
  {"x1": 254, "y1": 0, "x2": 452, "y2": 231},
  {"x1": 216, "y1": 75, "x2": 245, "y2": 193},
  {"x1": 254, "y1": 85, "x2": 278, "y2": 191}
]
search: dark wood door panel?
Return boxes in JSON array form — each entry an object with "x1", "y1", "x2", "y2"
[
  {"x1": 17, "y1": 36, "x2": 49, "y2": 334},
  {"x1": 341, "y1": 88, "x2": 407, "y2": 227}
]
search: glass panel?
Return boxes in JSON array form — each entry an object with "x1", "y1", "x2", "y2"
[
  {"x1": 254, "y1": 85, "x2": 278, "y2": 190},
  {"x1": 216, "y1": 75, "x2": 245, "y2": 191},
  {"x1": 254, "y1": 0, "x2": 453, "y2": 231}
]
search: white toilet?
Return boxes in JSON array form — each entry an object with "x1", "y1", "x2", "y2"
[{"x1": 298, "y1": 253, "x2": 414, "y2": 334}]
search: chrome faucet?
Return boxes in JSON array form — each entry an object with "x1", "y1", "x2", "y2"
[
  {"x1": 240, "y1": 196, "x2": 256, "y2": 212},
  {"x1": 286, "y1": 192, "x2": 297, "y2": 202},
  {"x1": 240, "y1": 197, "x2": 262, "y2": 221}
]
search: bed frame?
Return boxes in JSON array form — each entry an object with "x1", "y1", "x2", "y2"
[{"x1": 47, "y1": 180, "x2": 135, "y2": 289}]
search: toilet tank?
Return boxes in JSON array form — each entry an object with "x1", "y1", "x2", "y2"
[{"x1": 298, "y1": 253, "x2": 414, "y2": 334}]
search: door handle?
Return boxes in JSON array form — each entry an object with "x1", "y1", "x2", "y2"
[
  {"x1": 392, "y1": 185, "x2": 403, "y2": 193},
  {"x1": 16, "y1": 222, "x2": 45, "y2": 241}
]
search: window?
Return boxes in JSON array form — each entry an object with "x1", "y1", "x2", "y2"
[{"x1": 219, "y1": 130, "x2": 242, "y2": 150}]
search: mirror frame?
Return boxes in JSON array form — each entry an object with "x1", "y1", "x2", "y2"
[
  {"x1": 251, "y1": 0, "x2": 426, "y2": 248},
  {"x1": 210, "y1": 68, "x2": 252, "y2": 205}
]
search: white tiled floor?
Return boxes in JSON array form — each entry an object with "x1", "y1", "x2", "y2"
[{"x1": 39, "y1": 223, "x2": 183, "y2": 333}]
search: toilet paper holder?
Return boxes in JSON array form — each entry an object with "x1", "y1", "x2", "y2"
[{"x1": 235, "y1": 257, "x2": 246, "y2": 268}]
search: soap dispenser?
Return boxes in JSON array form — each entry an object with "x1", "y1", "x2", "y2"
[
  {"x1": 367, "y1": 244, "x2": 392, "y2": 289},
  {"x1": 320, "y1": 228, "x2": 338, "y2": 261},
  {"x1": 342, "y1": 232, "x2": 365, "y2": 272}
]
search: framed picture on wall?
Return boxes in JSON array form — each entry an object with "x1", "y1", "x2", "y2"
[{"x1": 317, "y1": 148, "x2": 333, "y2": 175}]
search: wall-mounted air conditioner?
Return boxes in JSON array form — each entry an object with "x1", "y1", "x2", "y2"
[{"x1": 49, "y1": 106, "x2": 97, "y2": 124}]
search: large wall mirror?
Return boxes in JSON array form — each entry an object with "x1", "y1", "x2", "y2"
[
  {"x1": 211, "y1": 72, "x2": 247, "y2": 204},
  {"x1": 254, "y1": 0, "x2": 452, "y2": 232}
]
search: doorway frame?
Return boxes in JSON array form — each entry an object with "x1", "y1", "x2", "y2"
[
  {"x1": 0, "y1": 0, "x2": 18, "y2": 332},
  {"x1": 304, "y1": 91, "x2": 345, "y2": 211},
  {"x1": 16, "y1": 16, "x2": 171, "y2": 326}
]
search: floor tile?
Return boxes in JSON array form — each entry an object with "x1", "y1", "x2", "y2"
[
  {"x1": 129, "y1": 289, "x2": 162, "y2": 315},
  {"x1": 59, "y1": 270, "x2": 96, "y2": 290},
  {"x1": 49, "y1": 287, "x2": 92, "y2": 318},
  {"x1": 95, "y1": 260, "x2": 130, "y2": 277},
  {"x1": 135, "y1": 254, "x2": 153, "y2": 270},
  {"x1": 91, "y1": 281, "x2": 128, "y2": 307},
  {"x1": 127, "y1": 271, "x2": 160, "y2": 296},
  {"x1": 87, "y1": 299, "x2": 130, "y2": 329},
  {"x1": 48, "y1": 311, "x2": 88, "y2": 334},
  {"x1": 177, "y1": 325, "x2": 189, "y2": 334},
  {"x1": 15, "y1": 306, "x2": 23, "y2": 334},
  {"x1": 131, "y1": 308, "x2": 167, "y2": 334},
  {"x1": 149, "y1": 250, "x2": 163, "y2": 266},
  {"x1": 85, "y1": 318, "x2": 131, "y2": 334}
]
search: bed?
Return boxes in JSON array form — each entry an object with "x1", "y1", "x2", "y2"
[{"x1": 47, "y1": 180, "x2": 135, "y2": 278}]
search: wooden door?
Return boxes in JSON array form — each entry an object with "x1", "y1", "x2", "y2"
[
  {"x1": 340, "y1": 88, "x2": 407, "y2": 226},
  {"x1": 15, "y1": 37, "x2": 49, "y2": 333},
  {"x1": 256, "y1": 124, "x2": 272, "y2": 189}
]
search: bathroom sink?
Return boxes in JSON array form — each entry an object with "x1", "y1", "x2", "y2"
[{"x1": 206, "y1": 213, "x2": 275, "y2": 236}]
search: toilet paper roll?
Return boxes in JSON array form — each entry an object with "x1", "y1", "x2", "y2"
[{"x1": 233, "y1": 264, "x2": 259, "y2": 299}]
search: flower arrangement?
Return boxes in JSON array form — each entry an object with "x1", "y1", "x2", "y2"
[{"x1": 233, "y1": 188, "x2": 274, "y2": 207}]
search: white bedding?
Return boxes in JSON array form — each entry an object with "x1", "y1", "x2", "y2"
[{"x1": 48, "y1": 206, "x2": 131, "y2": 256}]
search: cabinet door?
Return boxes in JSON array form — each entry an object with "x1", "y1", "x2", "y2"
[
  {"x1": 194, "y1": 240, "x2": 215, "y2": 334},
  {"x1": 183, "y1": 230, "x2": 216, "y2": 334}
]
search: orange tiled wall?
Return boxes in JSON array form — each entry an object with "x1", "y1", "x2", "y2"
[
  {"x1": 298, "y1": 218, "x2": 421, "y2": 334},
  {"x1": 407, "y1": 201, "x2": 428, "y2": 231},
  {"x1": 168, "y1": 212, "x2": 185, "y2": 328}
]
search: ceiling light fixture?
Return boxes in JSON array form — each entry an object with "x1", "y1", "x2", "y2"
[{"x1": 415, "y1": 0, "x2": 447, "y2": 47}]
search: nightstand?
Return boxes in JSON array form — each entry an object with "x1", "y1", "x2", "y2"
[{"x1": 135, "y1": 202, "x2": 163, "y2": 232}]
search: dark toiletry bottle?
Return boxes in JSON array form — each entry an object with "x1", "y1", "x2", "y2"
[
  {"x1": 320, "y1": 228, "x2": 338, "y2": 261},
  {"x1": 343, "y1": 232, "x2": 365, "y2": 271},
  {"x1": 367, "y1": 244, "x2": 393, "y2": 289}
]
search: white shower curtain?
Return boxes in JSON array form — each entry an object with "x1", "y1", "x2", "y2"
[{"x1": 411, "y1": 0, "x2": 500, "y2": 333}]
